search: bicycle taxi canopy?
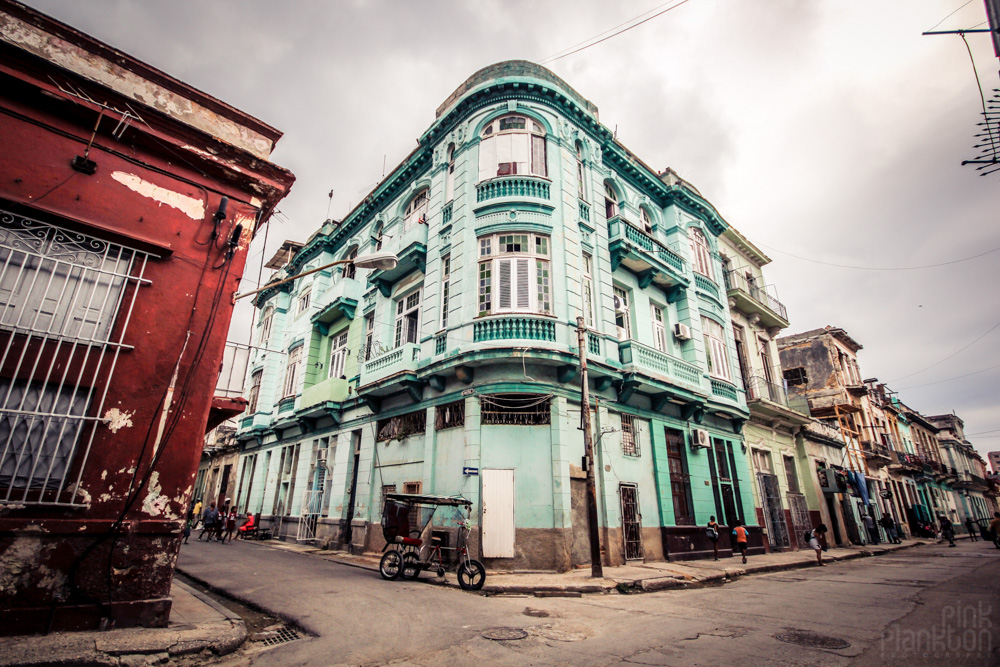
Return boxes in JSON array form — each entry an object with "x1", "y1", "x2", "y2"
[{"x1": 381, "y1": 493, "x2": 472, "y2": 545}]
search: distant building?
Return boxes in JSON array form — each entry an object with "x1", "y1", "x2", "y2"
[
  {"x1": 988, "y1": 451, "x2": 1000, "y2": 475},
  {"x1": 0, "y1": 0, "x2": 293, "y2": 634}
]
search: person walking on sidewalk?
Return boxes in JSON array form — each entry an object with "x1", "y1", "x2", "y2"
[
  {"x1": 733, "y1": 521, "x2": 749, "y2": 564},
  {"x1": 707, "y1": 516, "x2": 720, "y2": 561},
  {"x1": 989, "y1": 512, "x2": 1000, "y2": 549},
  {"x1": 808, "y1": 524, "x2": 828, "y2": 566},
  {"x1": 222, "y1": 507, "x2": 238, "y2": 544},
  {"x1": 965, "y1": 517, "x2": 979, "y2": 542},
  {"x1": 197, "y1": 502, "x2": 218, "y2": 542},
  {"x1": 862, "y1": 513, "x2": 879, "y2": 545},
  {"x1": 939, "y1": 515, "x2": 956, "y2": 547},
  {"x1": 215, "y1": 500, "x2": 231, "y2": 543},
  {"x1": 880, "y1": 514, "x2": 900, "y2": 544}
]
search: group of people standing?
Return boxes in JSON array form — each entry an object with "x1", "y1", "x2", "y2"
[{"x1": 183, "y1": 498, "x2": 254, "y2": 544}]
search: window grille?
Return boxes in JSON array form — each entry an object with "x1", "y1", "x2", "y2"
[
  {"x1": 621, "y1": 414, "x2": 639, "y2": 456},
  {"x1": 376, "y1": 409, "x2": 427, "y2": 442},
  {"x1": 403, "y1": 481, "x2": 422, "y2": 495},
  {"x1": 0, "y1": 208, "x2": 152, "y2": 506},
  {"x1": 480, "y1": 393, "x2": 551, "y2": 426},
  {"x1": 435, "y1": 400, "x2": 465, "y2": 431}
]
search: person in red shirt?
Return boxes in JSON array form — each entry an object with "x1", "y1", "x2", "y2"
[
  {"x1": 238, "y1": 512, "x2": 256, "y2": 539},
  {"x1": 733, "y1": 521, "x2": 749, "y2": 564}
]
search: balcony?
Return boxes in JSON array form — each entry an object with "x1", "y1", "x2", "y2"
[
  {"x1": 710, "y1": 378, "x2": 740, "y2": 402},
  {"x1": 368, "y1": 222, "x2": 428, "y2": 297},
  {"x1": 360, "y1": 342, "x2": 422, "y2": 389},
  {"x1": 744, "y1": 376, "x2": 810, "y2": 419},
  {"x1": 618, "y1": 339, "x2": 703, "y2": 390},
  {"x1": 311, "y1": 276, "x2": 361, "y2": 330},
  {"x1": 299, "y1": 376, "x2": 349, "y2": 418},
  {"x1": 607, "y1": 216, "x2": 688, "y2": 291},
  {"x1": 476, "y1": 175, "x2": 551, "y2": 204},
  {"x1": 210, "y1": 341, "x2": 252, "y2": 432},
  {"x1": 861, "y1": 440, "x2": 891, "y2": 467},
  {"x1": 723, "y1": 270, "x2": 789, "y2": 329},
  {"x1": 473, "y1": 315, "x2": 556, "y2": 343}
]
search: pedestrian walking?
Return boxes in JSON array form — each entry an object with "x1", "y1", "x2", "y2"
[
  {"x1": 808, "y1": 524, "x2": 828, "y2": 566},
  {"x1": 965, "y1": 517, "x2": 978, "y2": 542},
  {"x1": 215, "y1": 500, "x2": 231, "y2": 543},
  {"x1": 182, "y1": 519, "x2": 192, "y2": 544},
  {"x1": 197, "y1": 501, "x2": 218, "y2": 541},
  {"x1": 733, "y1": 521, "x2": 749, "y2": 565},
  {"x1": 939, "y1": 515, "x2": 956, "y2": 547},
  {"x1": 223, "y1": 507, "x2": 238, "y2": 544},
  {"x1": 880, "y1": 514, "x2": 900, "y2": 544},
  {"x1": 706, "y1": 516, "x2": 720, "y2": 561},
  {"x1": 192, "y1": 498, "x2": 203, "y2": 530},
  {"x1": 862, "y1": 513, "x2": 879, "y2": 545},
  {"x1": 989, "y1": 512, "x2": 1000, "y2": 549}
]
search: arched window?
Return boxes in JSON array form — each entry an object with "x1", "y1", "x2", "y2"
[
  {"x1": 576, "y1": 141, "x2": 586, "y2": 200},
  {"x1": 259, "y1": 305, "x2": 274, "y2": 343},
  {"x1": 373, "y1": 223, "x2": 384, "y2": 252},
  {"x1": 343, "y1": 246, "x2": 359, "y2": 280},
  {"x1": 445, "y1": 144, "x2": 456, "y2": 202},
  {"x1": 478, "y1": 114, "x2": 547, "y2": 181},
  {"x1": 688, "y1": 227, "x2": 714, "y2": 279},
  {"x1": 248, "y1": 369, "x2": 262, "y2": 413},
  {"x1": 640, "y1": 207, "x2": 653, "y2": 233},
  {"x1": 404, "y1": 189, "x2": 429, "y2": 229},
  {"x1": 604, "y1": 182, "x2": 619, "y2": 219}
]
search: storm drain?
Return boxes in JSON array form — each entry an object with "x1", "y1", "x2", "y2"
[
  {"x1": 482, "y1": 628, "x2": 529, "y2": 641},
  {"x1": 254, "y1": 625, "x2": 301, "y2": 647},
  {"x1": 775, "y1": 630, "x2": 850, "y2": 650}
]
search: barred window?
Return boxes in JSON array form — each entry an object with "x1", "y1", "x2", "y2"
[
  {"x1": 621, "y1": 414, "x2": 639, "y2": 457},
  {"x1": 481, "y1": 394, "x2": 551, "y2": 426},
  {"x1": 435, "y1": 400, "x2": 465, "y2": 431},
  {"x1": 377, "y1": 409, "x2": 427, "y2": 442}
]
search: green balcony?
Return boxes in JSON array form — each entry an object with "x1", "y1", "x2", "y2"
[
  {"x1": 368, "y1": 223, "x2": 428, "y2": 297},
  {"x1": 473, "y1": 315, "x2": 556, "y2": 342},
  {"x1": 618, "y1": 340, "x2": 702, "y2": 389},
  {"x1": 360, "y1": 342, "x2": 422, "y2": 388},
  {"x1": 311, "y1": 277, "x2": 361, "y2": 330},
  {"x1": 710, "y1": 378, "x2": 740, "y2": 402},
  {"x1": 607, "y1": 216, "x2": 688, "y2": 291},
  {"x1": 300, "y1": 376, "x2": 349, "y2": 412},
  {"x1": 476, "y1": 175, "x2": 551, "y2": 203}
]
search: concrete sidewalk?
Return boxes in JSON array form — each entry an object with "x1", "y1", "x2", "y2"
[
  {"x1": 0, "y1": 579, "x2": 245, "y2": 667},
  {"x1": 250, "y1": 536, "x2": 928, "y2": 595}
]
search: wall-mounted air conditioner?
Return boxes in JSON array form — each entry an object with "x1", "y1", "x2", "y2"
[
  {"x1": 673, "y1": 323, "x2": 692, "y2": 340},
  {"x1": 691, "y1": 428, "x2": 711, "y2": 449},
  {"x1": 616, "y1": 326, "x2": 629, "y2": 341},
  {"x1": 613, "y1": 294, "x2": 628, "y2": 314}
]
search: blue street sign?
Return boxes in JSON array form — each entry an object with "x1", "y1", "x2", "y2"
[{"x1": 463, "y1": 466, "x2": 479, "y2": 476}]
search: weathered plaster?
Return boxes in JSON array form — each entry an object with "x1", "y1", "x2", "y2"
[
  {"x1": 103, "y1": 407, "x2": 134, "y2": 433},
  {"x1": 110, "y1": 172, "x2": 205, "y2": 220}
]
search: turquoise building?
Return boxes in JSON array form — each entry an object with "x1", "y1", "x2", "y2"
[{"x1": 233, "y1": 61, "x2": 759, "y2": 571}]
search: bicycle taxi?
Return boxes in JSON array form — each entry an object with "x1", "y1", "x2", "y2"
[{"x1": 379, "y1": 493, "x2": 486, "y2": 590}]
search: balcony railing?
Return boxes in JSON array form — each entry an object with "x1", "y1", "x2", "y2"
[
  {"x1": 579, "y1": 200, "x2": 590, "y2": 222},
  {"x1": 618, "y1": 339, "x2": 702, "y2": 387},
  {"x1": 361, "y1": 342, "x2": 421, "y2": 386},
  {"x1": 724, "y1": 269, "x2": 788, "y2": 326},
  {"x1": 473, "y1": 315, "x2": 556, "y2": 343},
  {"x1": 710, "y1": 378, "x2": 740, "y2": 402},
  {"x1": 476, "y1": 175, "x2": 550, "y2": 203},
  {"x1": 612, "y1": 217, "x2": 685, "y2": 273},
  {"x1": 744, "y1": 376, "x2": 789, "y2": 407}
]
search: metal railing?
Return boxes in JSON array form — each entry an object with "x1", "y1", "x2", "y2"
[
  {"x1": 724, "y1": 270, "x2": 788, "y2": 321},
  {"x1": 476, "y1": 176, "x2": 551, "y2": 203},
  {"x1": 744, "y1": 376, "x2": 788, "y2": 407},
  {"x1": 610, "y1": 217, "x2": 685, "y2": 274}
]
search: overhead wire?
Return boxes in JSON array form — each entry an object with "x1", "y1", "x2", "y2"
[
  {"x1": 888, "y1": 316, "x2": 1000, "y2": 382},
  {"x1": 896, "y1": 361, "x2": 1000, "y2": 390},
  {"x1": 540, "y1": 0, "x2": 682, "y2": 62},
  {"x1": 759, "y1": 242, "x2": 1000, "y2": 270},
  {"x1": 925, "y1": 0, "x2": 974, "y2": 33}
]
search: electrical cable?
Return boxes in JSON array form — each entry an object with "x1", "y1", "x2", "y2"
[
  {"x1": 966, "y1": 427, "x2": 1000, "y2": 436},
  {"x1": 759, "y1": 241, "x2": 1000, "y2": 270},
  {"x1": 540, "y1": 0, "x2": 681, "y2": 63},
  {"x1": 896, "y1": 361, "x2": 1000, "y2": 390},
  {"x1": 888, "y1": 316, "x2": 1000, "y2": 382},
  {"x1": 926, "y1": 0, "x2": 974, "y2": 33}
]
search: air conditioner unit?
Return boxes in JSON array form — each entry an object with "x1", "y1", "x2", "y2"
[
  {"x1": 616, "y1": 326, "x2": 629, "y2": 341},
  {"x1": 691, "y1": 428, "x2": 710, "y2": 449},
  {"x1": 613, "y1": 294, "x2": 628, "y2": 314},
  {"x1": 673, "y1": 323, "x2": 692, "y2": 340}
]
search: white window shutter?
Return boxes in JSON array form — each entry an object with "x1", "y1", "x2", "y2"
[
  {"x1": 498, "y1": 259, "x2": 512, "y2": 309},
  {"x1": 479, "y1": 137, "x2": 495, "y2": 181},
  {"x1": 515, "y1": 258, "x2": 530, "y2": 310}
]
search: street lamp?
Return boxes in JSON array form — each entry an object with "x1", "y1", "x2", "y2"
[{"x1": 233, "y1": 251, "x2": 399, "y2": 302}]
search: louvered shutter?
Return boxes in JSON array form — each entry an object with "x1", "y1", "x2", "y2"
[
  {"x1": 531, "y1": 135, "x2": 546, "y2": 176},
  {"x1": 515, "y1": 258, "x2": 530, "y2": 310},
  {"x1": 479, "y1": 137, "x2": 495, "y2": 181},
  {"x1": 498, "y1": 259, "x2": 512, "y2": 309}
]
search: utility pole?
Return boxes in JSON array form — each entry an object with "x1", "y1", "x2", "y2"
[{"x1": 576, "y1": 316, "x2": 603, "y2": 578}]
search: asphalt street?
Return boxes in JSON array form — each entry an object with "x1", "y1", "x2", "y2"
[{"x1": 177, "y1": 539, "x2": 1000, "y2": 666}]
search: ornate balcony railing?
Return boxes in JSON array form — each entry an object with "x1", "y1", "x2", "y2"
[
  {"x1": 694, "y1": 273, "x2": 721, "y2": 300},
  {"x1": 579, "y1": 200, "x2": 591, "y2": 222},
  {"x1": 744, "y1": 376, "x2": 789, "y2": 407},
  {"x1": 710, "y1": 378, "x2": 739, "y2": 401},
  {"x1": 618, "y1": 340, "x2": 702, "y2": 387},
  {"x1": 473, "y1": 315, "x2": 556, "y2": 342},
  {"x1": 361, "y1": 342, "x2": 421, "y2": 386},
  {"x1": 476, "y1": 176, "x2": 550, "y2": 203},
  {"x1": 612, "y1": 218, "x2": 685, "y2": 273},
  {"x1": 587, "y1": 332, "x2": 601, "y2": 357},
  {"x1": 724, "y1": 269, "x2": 788, "y2": 324}
]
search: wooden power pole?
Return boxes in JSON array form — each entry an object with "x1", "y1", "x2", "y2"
[{"x1": 576, "y1": 316, "x2": 604, "y2": 578}]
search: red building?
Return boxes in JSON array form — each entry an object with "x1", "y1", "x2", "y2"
[{"x1": 0, "y1": 0, "x2": 294, "y2": 633}]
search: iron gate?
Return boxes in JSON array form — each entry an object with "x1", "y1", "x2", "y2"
[
  {"x1": 620, "y1": 483, "x2": 644, "y2": 560},
  {"x1": 758, "y1": 473, "x2": 790, "y2": 549},
  {"x1": 787, "y1": 492, "x2": 812, "y2": 548}
]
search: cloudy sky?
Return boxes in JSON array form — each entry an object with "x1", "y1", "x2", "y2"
[{"x1": 23, "y1": 0, "x2": 1000, "y2": 457}]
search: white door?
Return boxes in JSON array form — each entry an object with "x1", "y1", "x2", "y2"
[{"x1": 482, "y1": 469, "x2": 515, "y2": 558}]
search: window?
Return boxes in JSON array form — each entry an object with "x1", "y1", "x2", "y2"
[
  {"x1": 604, "y1": 182, "x2": 618, "y2": 219},
  {"x1": 784, "y1": 455, "x2": 799, "y2": 493},
  {"x1": 582, "y1": 254, "x2": 596, "y2": 327},
  {"x1": 478, "y1": 114, "x2": 547, "y2": 180},
  {"x1": 576, "y1": 141, "x2": 586, "y2": 200},
  {"x1": 480, "y1": 393, "x2": 551, "y2": 425},
  {"x1": 713, "y1": 438, "x2": 732, "y2": 481},
  {"x1": 283, "y1": 345, "x2": 303, "y2": 397},
  {"x1": 435, "y1": 399, "x2": 465, "y2": 430},
  {"x1": 248, "y1": 369, "x2": 262, "y2": 413},
  {"x1": 688, "y1": 227, "x2": 714, "y2": 279},
  {"x1": 381, "y1": 484, "x2": 396, "y2": 512},
  {"x1": 440, "y1": 256, "x2": 451, "y2": 330},
  {"x1": 259, "y1": 306, "x2": 274, "y2": 343},
  {"x1": 343, "y1": 247, "x2": 358, "y2": 280},
  {"x1": 404, "y1": 189, "x2": 429, "y2": 229},
  {"x1": 702, "y1": 317, "x2": 732, "y2": 381},
  {"x1": 665, "y1": 428, "x2": 693, "y2": 525},
  {"x1": 651, "y1": 304, "x2": 667, "y2": 352},
  {"x1": 614, "y1": 286, "x2": 631, "y2": 340},
  {"x1": 753, "y1": 448, "x2": 773, "y2": 473},
  {"x1": 445, "y1": 144, "x2": 456, "y2": 202},
  {"x1": 640, "y1": 207, "x2": 653, "y2": 233},
  {"x1": 783, "y1": 367, "x2": 807, "y2": 386},
  {"x1": 621, "y1": 414, "x2": 639, "y2": 457},
  {"x1": 329, "y1": 330, "x2": 349, "y2": 379},
  {"x1": 364, "y1": 313, "x2": 375, "y2": 361},
  {"x1": 394, "y1": 290, "x2": 420, "y2": 347},
  {"x1": 297, "y1": 288, "x2": 311, "y2": 315},
  {"x1": 403, "y1": 481, "x2": 422, "y2": 495},
  {"x1": 476, "y1": 233, "x2": 551, "y2": 315},
  {"x1": 373, "y1": 223, "x2": 384, "y2": 252},
  {"x1": 376, "y1": 409, "x2": 427, "y2": 441}
]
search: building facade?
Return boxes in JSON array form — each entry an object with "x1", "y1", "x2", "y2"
[
  {"x1": 0, "y1": 1, "x2": 293, "y2": 633},
  {"x1": 928, "y1": 414, "x2": 996, "y2": 524},
  {"x1": 234, "y1": 61, "x2": 768, "y2": 571}
]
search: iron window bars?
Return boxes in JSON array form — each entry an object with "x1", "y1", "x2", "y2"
[
  {"x1": 480, "y1": 393, "x2": 551, "y2": 426},
  {"x1": 0, "y1": 208, "x2": 152, "y2": 506}
]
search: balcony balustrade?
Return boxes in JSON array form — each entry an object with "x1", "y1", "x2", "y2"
[
  {"x1": 724, "y1": 269, "x2": 789, "y2": 329},
  {"x1": 710, "y1": 378, "x2": 740, "y2": 402},
  {"x1": 618, "y1": 339, "x2": 702, "y2": 388},
  {"x1": 607, "y1": 216, "x2": 687, "y2": 289},
  {"x1": 360, "y1": 342, "x2": 421, "y2": 387},
  {"x1": 476, "y1": 175, "x2": 551, "y2": 203},
  {"x1": 473, "y1": 315, "x2": 556, "y2": 343}
]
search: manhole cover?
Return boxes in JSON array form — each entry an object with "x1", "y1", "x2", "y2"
[
  {"x1": 483, "y1": 628, "x2": 529, "y2": 641},
  {"x1": 775, "y1": 630, "x2": 850, "y2": 650},
  {"x1": 255, "y1": 626, "x2": 301, "y2": 647}
]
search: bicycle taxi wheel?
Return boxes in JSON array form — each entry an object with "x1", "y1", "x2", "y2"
[
  {"x1": 458, "y1": 559, "x2": 486, "y2": 591},
  {"x1": 379, "y1": 550, "x2": 403, "y2": 580}
]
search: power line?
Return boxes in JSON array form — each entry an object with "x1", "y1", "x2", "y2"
[
  {"x1": 540, "y1": 0, "x2": 680, "y2": 62},
  {"x1": 967, "y1": 427, "x2": 1000, "y2": 436},
  {"x1": 896, "y1": 361, "x2": 1000, "y2": 390},
  {"x1": 926, "y1": 0, "x2": 974, "y2": 33},
  {"x1": 888, "y1": 317, "x2": 1000, "y2": 382},
  {"x1": 539, "y1": 0, "x2": 695, "y2": 65},
  {"x1": 760, "y1": 242, "x2": 1000, "y2": 271}
]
